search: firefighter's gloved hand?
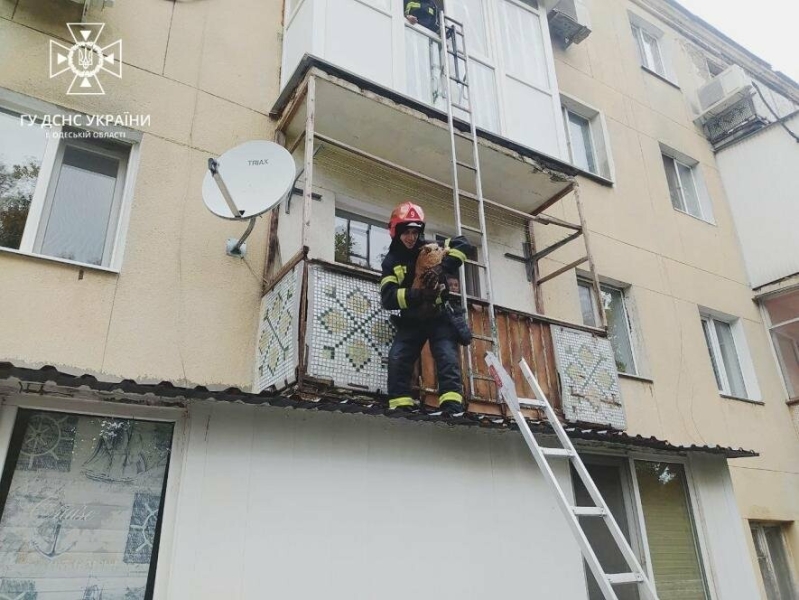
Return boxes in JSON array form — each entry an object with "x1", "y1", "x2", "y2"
[
  {"x1": 408, "y1": 287, "x2": 439, "y2": 305},
  {"x1": 421, "y1": 265, "x2": 445, "y2": 289}
]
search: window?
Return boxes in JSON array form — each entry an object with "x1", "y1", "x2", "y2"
[
  {"x1": 0, "y1": 409, "x2": 173, "y2": 598},
  {"x1": 751, "y1": 523, "x2": 799, "y2": 600},
  {"x1": 435, "y1": 233, "x2": 481, "y2": 298},
  {"x1": 565, "y1": 111, "x2": 596, "y2": 173},
  {"x1": 631, "y1": 22, "x2": 666, "y2": 77},
  {"x1": 561, "y1": 96, "x2": 613, "y2": 180},
  {"x1": 763, "y1": 290, "x2": 799, "y2": 400},
  {"x1": 635, "y1": 461, "x2": 710, "y2": 600},
  {"x1": 334, "y1": 210, "x2": 391, "y2": 271},
  {"x1": 578, "y1": 279, "x2": 638, "y2": 375},
  {"x1": 701, "y1": 314, "x2": 748, "y2": 398},
  {"x1": 661, "y1": 151, "x2": 713, "y2": 222},
  {"x1": 573, "y1": 458, "x2": 642, "y2": 600},
  {"x1": 0, "y1": 105, "x2": 135, "y2": 269}
]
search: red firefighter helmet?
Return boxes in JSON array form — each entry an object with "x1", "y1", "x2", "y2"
[{"x1": 388, "y1": 202, "x2": 426, "y2": 238}]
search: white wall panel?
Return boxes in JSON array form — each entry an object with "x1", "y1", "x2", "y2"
[
  {"x1": 325, "y1": 0, "x2": 394, "y2": 88},
  {"x1": 281, "y1": 0, "x2": 315, "y2": 89},
  {"x1": 716, "y1": 115, "x2": 799, "y2": 288},
  {"x1": 166, "y1": 403, "x2": 590, "y2": 600},
  {"x1": 687, "y1": 454, "x2": 761, "y2": 600},
  {"x1": 503, "y1": 78, "x2": 562, "y2": 157}
]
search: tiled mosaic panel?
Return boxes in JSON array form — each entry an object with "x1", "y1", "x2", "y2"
[
  {"x1": 306, "y1": 265, "x2": 396, "y2": 392},
  {"x1": 551, "y1": 325, "x2": 626, "y2": 430},
  {"x1": 255, "y1": 262, "x2": 304, "y2": 393}
]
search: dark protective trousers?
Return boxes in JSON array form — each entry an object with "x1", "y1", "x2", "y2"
[{"x1": 387, "y1": 315, "x2": 463, "y2": 398}]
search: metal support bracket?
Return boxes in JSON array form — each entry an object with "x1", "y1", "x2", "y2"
[
  {"x1": 503, "y1": 242, "x2": 534, "y2": 282},
  {"x1": 207, "y1": 157, "x2": 255, "y2": 258}
]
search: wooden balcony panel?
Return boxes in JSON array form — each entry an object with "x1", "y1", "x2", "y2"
[{"x1": 416, "y1": 303, "x2": 560, "y2": 417}]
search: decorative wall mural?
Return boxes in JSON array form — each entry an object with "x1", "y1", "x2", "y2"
[
  {"x1": 82, "y1": 420, "x2": 172, "y2": 484},
  {"x1": 0, "y1": 580, "x2": 37, "y2": 600},
  {"x1": 255, "y1": 262, "x2": 303, "y2": 392},
  {"x1": 306, "y1": 265, "x2": 395, "y2": 392},
  {"x1": 0, "y1": 411, "x2": 173, "y2": 600},
  {"x1": 16, "y1": 413, "x2": 78, "y2": 472},
  {"x1": 551, "y1": 325, "x2": 626, "y2": 430},
  {"x1": 124, "y1": 493, "x2": 161, "y2": 564}
]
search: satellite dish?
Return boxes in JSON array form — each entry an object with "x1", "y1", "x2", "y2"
[{"x1": 202, "y1": 140, "x2": 296, "y2": 220}]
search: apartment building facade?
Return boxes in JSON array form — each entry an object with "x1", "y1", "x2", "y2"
[{"x1": 0, "y1": 0, "x2": 797, "y2": 598}]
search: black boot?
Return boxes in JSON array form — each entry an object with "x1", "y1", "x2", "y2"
[{"x1": 439, "y1": 400, "x2": 464, "y2": 415}]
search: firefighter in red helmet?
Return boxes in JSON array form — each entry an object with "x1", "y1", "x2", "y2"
[{"x1": 380, "y1": 201, "x2": 473, "y2": 414}]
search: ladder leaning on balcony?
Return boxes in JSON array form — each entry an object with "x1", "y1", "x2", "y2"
[
  {"x1": 485, "y1": 351, "x2": 661, "y2": 600},
  {"x1": 438, "y1": 14, "x2": 500, "y2": 399}
]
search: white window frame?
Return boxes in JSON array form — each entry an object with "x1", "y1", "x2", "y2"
[
  {"x1": 629, "y1": 13, "x2": 677, "y2": 85},
  {"x1": 699, "y1": 309, "x2": 760, "y2": 401},
  {"x1": 577, "y1": 277, "x2": 641, "y2": 376},
  {"x1": 561, "y1": 93, "x2": 615, "y2": 181},
  {"x1": 572, "y1": 450, "x2": 718, "y2": 599},
  {"x1": 334, "y1": 208, "x2": 392, "y2": 272},
  {"x1": 750, "y1": 522, "x2": 799, "y2": 600},
  {"x1": 660, "y1": 145, "x2": 715, "y2": 224},
  {"x1": 572, "y1": 455, "x2": 648, "y2": 598},
  {"x1": 760, "y1": 292, "x2": 799, "y2": 401},
  {"x1": 0, "y1": 393, "x2": 186, "y2": 600},
  {"x1": 627, "y1": 453, "x2": 717, "y2": 600},
  {"x1": 433, "y1": 232, "x2": 483, "y2": 299},
  {"x1": 0, "y1": 89, "x2": 140, "y2": 273}
]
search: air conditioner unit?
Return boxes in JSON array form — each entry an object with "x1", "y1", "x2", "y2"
[
  {"x1": 695, "y1": 65, "x2": 753, "y2": 124},
  {"x1": 548, "y1": 0, "x2": 592, "y2": 47}
]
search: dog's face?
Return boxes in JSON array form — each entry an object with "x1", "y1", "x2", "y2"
[{"x1": 417, "y1": 243, "x2": 445, "y2": 270}]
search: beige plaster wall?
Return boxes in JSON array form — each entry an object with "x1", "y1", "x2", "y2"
[
  {"x1": 549, "y1": 0, "x2": 799, "y2": 592},
  {"x1": 0, "y1": 0, "x2": 284, "y2": 387}
]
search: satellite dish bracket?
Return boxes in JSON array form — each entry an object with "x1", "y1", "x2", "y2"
[
  {"x1": 207, "y1": 157, "x2": 256, "y2": 258},
  {"x1": 203, "y1": 141, "x2": 296, "y2": 259}
]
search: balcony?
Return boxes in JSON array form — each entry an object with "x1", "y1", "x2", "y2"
[
  {"x1": 254, "y1": 254, "x2": 628, "y2": 429},
  {"x1": 280, "y1": 0, "x2": 570, "y2": 160}
]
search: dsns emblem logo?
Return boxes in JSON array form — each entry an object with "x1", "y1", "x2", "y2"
[{"x1": 49, "y1": 23, "x2": 122, "y2": 95}]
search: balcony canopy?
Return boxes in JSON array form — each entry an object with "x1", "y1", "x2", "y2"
[{"x1": 272, "y1": 57, "x2": 578, "y2": 215}]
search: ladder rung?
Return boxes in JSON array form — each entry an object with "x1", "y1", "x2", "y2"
[
  {"x1": 471, "y1": 334, "x2": 496, "y2": 343},
  {"x1": 471, "y1": 373, "x2": 497, "y2": 382},
  {"x1": 446, "y1": 48, "x2": 467, "y2": 59},
  {"x1": 449, "y1": 75, "x2": 469, "y2": 86},
  {"x1": 541, "y1": 448, "x2": 574, "y2": 458},
  {"x1": 518, "y1": 398, "x2": 546, "y2": 409},
  {"x1": 451, "y1": 102, "x2": 471, "y2": 113},
  {"x1": 572, "y1": 507, "x2": 606, "y2": 517},
  {"x1": 464, "y1": 258, "x2": 485, "y2": 268},
  {"x1": 453, "y1": 130, "x2": 475, "y2": 143},
  {"x1": 460, "y1": 224, "x2": 483, "y2": 235},
  {"x1": 606, "y1": 573, "x2": 644, "y2": 585},
  {"x1": 456, "y1": 160, "x2": 477, "y2": 171}
]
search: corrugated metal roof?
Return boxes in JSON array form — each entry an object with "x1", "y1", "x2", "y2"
[{"x1": 0, "y1": 363, "x2": 757, "y2": 458}]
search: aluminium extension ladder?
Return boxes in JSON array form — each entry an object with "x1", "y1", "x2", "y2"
[
  {"x1": 438, "y1": 14, "x2": 500, "y2": 399},
  {"x1": 485, "y1": 351, "x2": 661, "y2": 600}
]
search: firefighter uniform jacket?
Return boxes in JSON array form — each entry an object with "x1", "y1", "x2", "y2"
[
  {"x1": 405, "y1": 0, "x2": 439, "y2": 33},
  {"x1": 380, "y1": 235, "x2": 471, "y2": 320}
]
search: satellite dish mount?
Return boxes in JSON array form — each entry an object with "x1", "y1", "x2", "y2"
[{"x1": 202, "y1": 141, "x2": 296, "y2": 258}]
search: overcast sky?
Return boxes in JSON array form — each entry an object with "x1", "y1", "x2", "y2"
[{"x1": 674, "y1": 0, "x2": 799, "y2": 83}]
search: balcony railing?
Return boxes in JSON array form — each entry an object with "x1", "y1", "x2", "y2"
[{"x1": 255, "y1": 253, "x2": 627, "y2": 429}]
